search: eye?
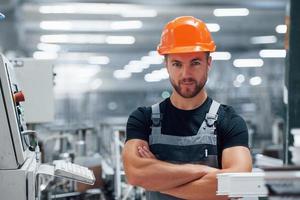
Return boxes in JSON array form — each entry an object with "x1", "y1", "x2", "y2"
[
  {"x1": 172, "y1": 62, "x2": 182, "y2": 68},
  {"x1": 191, "y1": 61, "x2": 201, "y2": 66}
]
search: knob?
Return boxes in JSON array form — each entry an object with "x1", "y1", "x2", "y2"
[{"x1": 14, "y1": 91, "x2": 25, "y2": 103}]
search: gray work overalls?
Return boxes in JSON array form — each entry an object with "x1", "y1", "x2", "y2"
[{"x1": 145, "y1": 100, "x2": 221, "y2": 200}]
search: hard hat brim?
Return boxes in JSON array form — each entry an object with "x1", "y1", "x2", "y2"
[{"x1": 158, "y1": 44, "x2": 216, "y2": 55}]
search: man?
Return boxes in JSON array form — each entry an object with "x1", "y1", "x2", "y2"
[{"x1": 122, "y1": 16, "x2": 252, "y2": 200}]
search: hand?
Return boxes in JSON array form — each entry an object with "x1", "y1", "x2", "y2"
[{"x1": 138, "y1": 145, "x2": 156, "y2": 159}]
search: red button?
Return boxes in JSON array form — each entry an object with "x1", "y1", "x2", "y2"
[{"x1": 14, "y1": 91, "x2": 25, "y2": 103}]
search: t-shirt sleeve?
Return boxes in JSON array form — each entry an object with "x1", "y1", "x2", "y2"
[
  {"x1": 219, "y1": 106, "x2": 249, "y2": 150},
  {"x1": 125, "y1": 107, "x2": 152, "y2": 143}
]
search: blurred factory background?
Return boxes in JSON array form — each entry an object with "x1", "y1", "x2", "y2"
[{"x1": 1, "y1": 0, "x2": 300, "y2": 199}]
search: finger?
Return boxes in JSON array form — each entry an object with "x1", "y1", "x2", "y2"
[
  {"x1": 142, "y1": 146, "x2": 156, "y2": 158},
  {"x1": 138, "y1": 148, "x2": 150, "y2": 158}
]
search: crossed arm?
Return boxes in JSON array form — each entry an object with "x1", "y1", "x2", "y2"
[{"x1": 122, "y1": 139, "x2": 252, "y2": 199}]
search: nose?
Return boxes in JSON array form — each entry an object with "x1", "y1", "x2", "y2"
[{"x1": 181, "y1": 64, "x2": 192, "y2": 78}]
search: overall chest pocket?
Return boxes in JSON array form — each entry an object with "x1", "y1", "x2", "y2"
[{"x1": 150, "y1": 143, "x2": 217, "y2": 164}]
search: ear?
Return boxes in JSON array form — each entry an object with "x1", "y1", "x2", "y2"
[
  {"x1": 165, "y1": 58, "x2": 170, "y2": 74},
  {"x1": 207, "y1": 55, "x2": 212, "y2": 71}
]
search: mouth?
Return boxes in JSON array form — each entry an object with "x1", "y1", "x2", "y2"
[{"x1": 181, "y1": 81, "x2": 195, "y2": 85}]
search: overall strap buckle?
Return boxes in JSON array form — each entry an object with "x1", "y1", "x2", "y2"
[{"x1": 205, "y1": 100, "x2": 221, "y2": 127}]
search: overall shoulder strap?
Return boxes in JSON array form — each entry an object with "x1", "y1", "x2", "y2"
[
  {"x1": 205, "y1": 100, "x2": 221, "y2": 127},
  {"x1": 151, "y1": 102, "x2": 161, "y2": 127}
]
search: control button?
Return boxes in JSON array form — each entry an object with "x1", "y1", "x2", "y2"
[{"x1": 14, "y1": 91, "x2": 25, "y2": 103}]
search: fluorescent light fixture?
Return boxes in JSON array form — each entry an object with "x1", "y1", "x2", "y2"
[
  {"x1": 39, "y1": 3, "x2": 157, "y2": 18},
  {"x1": 0, "y1": 12, "x2": 5, "y2": 20},
  {"x1": 40, "y1": 34, "x2": 105, "y2": 44},
  {"x1": 259, "y1": 49, "x2": 286, "y2": 58},
  {"x1": 33, "y1": 51, "x2": 58, "y2": 59},
  {"x1": 236, "y1": 74, "x2": 245, "y2": 83},
  {"x1": 250, "y1": 36, "x2": 277, "y2": 44},
  {"x1": 121, "y1": 9, "x2": 157, "y2": 17},
  {"x1": 106, "y1": 36, "x2": 135, "y2": 44},
  {"x1": 233, "y1": 59, "x2": 264, "y2": 68},
  {"x1": 54, "y1": 65, "x2": 100, "y2": 79},
  {"x1": 275, "y1": 24, "x2": 287, "y2": 34},
  {"x1": 88, "y1": 56, "x2": 110, "y2": 65},
  {"x1": 249, "y1": 76, "x2": 262, "y2": 86},
  {"x1": 148, "y1": 50, "x2": 159, "y2": 56},
  {"x1": 37, "y1": 43, "x2": 61, "y2": 52},
  {"x1": 113, "y1": 69, "x2": 131, "y2": 79},
  {"x1": 40, "y1": 21, "x2": 73, "y2": 30},
  {"x1": 90, "y1": 78, "x2": 103, "y2": 90},
  {"x1": 129, "y1": 60, "x2": 149, "y2": 69},
  {"x1": 144, "y1": 68, "x2": 169, "y2": 82},
  {"x1": 211, "y1": 52, "x2": 231, "y2": 60},
  {"x1": 40, "y1": 34, "x2": 134, "y2": 44},
  {"x1": 40, "y1": 20, "x2": 143, "y2": 31},
  {"x1": 141, "y1": 55, "x2": 164, "y2": 64},
  {"x1": 233, "y1": 80, "x2": 242, "y2": 88},
  {"x1": 206, "y1": 23, "x2": 220, "y2": 32},
  {"x1": 144, "y1": 73, "x2": 161, "y2": 82},
  {"x1": 111, "y1": 21, "x2": 142, "y2": 30},
  {"x1": 213, "y1": 8, "x2": 249, "y2": 17},
  {"x1": 124, "y1": 65, "x2": 143, "y2": 73}
]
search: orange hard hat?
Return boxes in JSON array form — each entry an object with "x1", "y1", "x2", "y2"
[{"x1": 157, "y1": 16, "x2": 216, "y2": 55}]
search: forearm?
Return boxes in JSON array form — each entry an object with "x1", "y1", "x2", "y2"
[
  {"x1": 162, "y1": 167, "x2": 252, "y2": 200},
  {"x1": 125, "y1": 158, "x2": 213, "y2": 191},
  {"x1": 162, "y1": 169, "x2": 228, "y2": 200}
]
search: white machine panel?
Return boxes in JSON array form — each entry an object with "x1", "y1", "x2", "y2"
[{"x1": 13, "y1": 58, "x2": 54, "y2": 123}]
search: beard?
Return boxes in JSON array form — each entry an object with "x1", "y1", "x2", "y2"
[{"x1": 170, "y1": 77, "x2": 206, "y2": 98}]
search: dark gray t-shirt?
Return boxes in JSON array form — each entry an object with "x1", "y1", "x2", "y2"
[{"x1": 126, "y1": 97, "x2": 249, "y2": 166}]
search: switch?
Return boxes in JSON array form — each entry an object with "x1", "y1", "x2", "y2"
[{"x1": 14, "y1": 91, "x2": 25, "y2": 103}]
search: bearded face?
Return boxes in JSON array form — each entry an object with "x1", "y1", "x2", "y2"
[{"x1": 166, "y1": 52, "x2": 211, "y2": 99}]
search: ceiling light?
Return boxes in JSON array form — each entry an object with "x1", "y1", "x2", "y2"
[
  {"x1": 249, "y1": 76, "x2": 262, "y2": 86},
  {"x1": 275, "y1": 24, "x2": 287, "y2": 34},
  {"x1": 0, "y1": 12, "x2": 5, "y2": 20},
  {"x1": 88, "y1": 56, "x2": 110, "y2": 65},
  {"x1": 206, "y1": 23, "x2": 220, "y2": 32},
  {"x1": 113, "y1": 69, "x2": 131, "y2": 79},
  {"x1": 250, "y1": 36, "x2": 277, "y2": 44},
  {"x1": 124, "y1": 65, "x2": 143, "y2": 73},
  {"x1": 233, "y1": 80, "x2": 242, "y2": 88},
  {"x1": 39, "y1": 3, "x2": 157, "y2": 18},
  {"x1": 211, "y1": 52, "x2": 231, "y2": 60},
  {"x1": 111, "y1": 20, "x2": 142, "y2": 30},
  {"x1": 40, "y1": 34, "x2": 135, "y2": 44},
  {"x1": 213, "y1": 8, "x2": 249, "y2": 17},
  {"x1": 33, "y1": 51, "x2": 58, "y2": 59},
  {"x1": 40, "y1": 20, "x2": 143, "y2": 31},
  {"x1": 106, "y1": 36, "x2": 135, "y2": 44},
  {"x1": 144, "y1": 74, "x2": 161, "y2": 82},
  {"x1": 54, "y1": 65, "x2": 100, "y2": 79},
  {"x1": 259, "y1": 49, "x2": 286, "y2": 58},
  {"x1": 128, "y1": 60, "x2": 149, "y2": 69},
  {"x1": 141, "y1": 56, "x2": 164, "y2": 64},
  {"x1": 148, "y1": 50, "x2": 159, "y2": 56},
  {"x1": 37, "y1": 43, "x2": 61, "y2": 52},
  {"x1": 236, "y1": 74, "x2": 245, "y2": 83},
  {"x1": 40, "y1": 34, "x2": 106, "y2": 44},
  {"x1": 233, "y1": 59, "x2": 264, "y2": 68},
  {"x1": 121, "y1": 9, "x2": 157, "y2": 18}
]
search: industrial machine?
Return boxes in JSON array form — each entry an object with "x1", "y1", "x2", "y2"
[{"x1": 0, "y1": 54, "x2": 95, "y2": 200}]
